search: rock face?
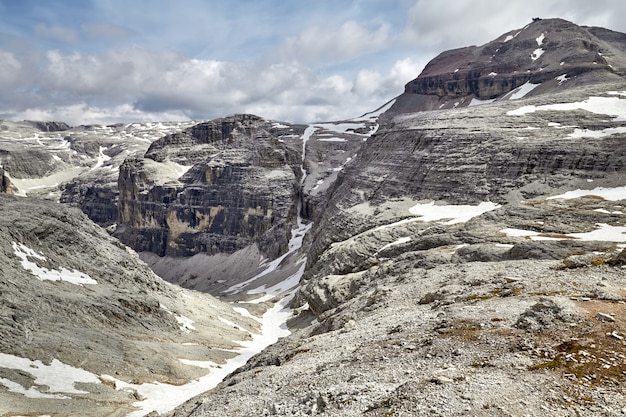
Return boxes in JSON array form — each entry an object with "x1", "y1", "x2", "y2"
[
  {"x1": 394, "y1": 18, "x2": 626, "y2": 112},
  {"x1": 165, "y1": 19, "x2": 626, "y2": 416},
  {"x1": 3, "y1": 17, "x2": 626, "y2": 417},
  {"x1": 0, "y1": 194, "x2": 263, "y2": 416},
  {"x1": 115, "y1": 114, "x2": 304, "y2": 258}
]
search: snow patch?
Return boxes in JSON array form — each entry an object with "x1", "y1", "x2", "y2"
[
  {"x1": 377, "y1": 237, "x2": 411, "y2": 253},
  {"x1": 501, "y1": 225, "x2": 626, "y2": 243},
  {"x1": 0, "y1": 352, "x2": 100, "y2": 399},
  {"x1": 507, "y1": 96, "x2": 626, "y2": 120},
  {"x1": 408, "y1": 201, "x2": 500, "y2": 225},
  {"x1": 175, "y1": 315, "x2": 196, "y2": 333},
  {"x1": 556, "y1": 74, "x2": 569, "y2": 85},
  {"x1": 536, "y1": 33, "x2": 545, "y2": 46},
  {"x1": 531, "y1": 48, "x2": 545, "y2": 60},
  {"x1": 567, "y1": 127, "x2": 626, "y2": 139},
  {"x1": 504, "y1": 31, "x2": 521, "y2": 42},
  {"x1": 91, "y1": 146, "x2": 111, "y2": 170},
  {"x1": 469, "y1": 98, "x2": 496, "y2": 107},
  {"x1": 111, "y1": 294, "x2": 294, "y2": 417},
  {"x1": 547, "y1": 185, "x2": 626, "y2": 201},
  {"x1": 508, "y1": 82, "x2": 540, "y2": 100},
  {"x1": 12, "y1": 242, "x2": 97, "y2": 285},
  {"x1": 317, "y1": 137, "x2": 347, "y2": 142},
  {"x1": 352, "y1": 99, "x2": 396, "y2": 121}
]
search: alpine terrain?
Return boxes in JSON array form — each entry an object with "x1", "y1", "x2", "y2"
[{"x1": 1, "y1": 17, "x2": 626, "y2": 417}]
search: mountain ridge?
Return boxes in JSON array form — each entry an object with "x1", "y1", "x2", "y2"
[{"x1": 0, "y1": 17, "x2": 626, "y2": 417}]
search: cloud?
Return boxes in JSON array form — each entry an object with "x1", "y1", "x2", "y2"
[
  {"x1": 10, "y1": 103, "x2": 190, "y2": 126},
  {"x1": 34, "y1": 23, "x2": 78, "y2": 43},
  {"x1": 402, "y1": 0, "x2": 626, "y2": 53},
  {"x1": 4, "y1": 0, "x2": 626, "y2": 126},
  {"x1": 275, "y1": 20, "x2": 391, "y2": 67}
]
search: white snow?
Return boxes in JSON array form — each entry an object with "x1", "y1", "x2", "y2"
[
  {"x1": 0, "y1": 352, "x2": 100, "y2": 399},
  {"x1": 91, "y1": 146, "x2": 111, "y2": 170},
  {"x1": 314, "y1": 122, "x2": 367, "y2": 135},
  {"x1": 112, "y1": 294, "x2": 294, "y2": 417},
  {"x1": 246, "y1": 260, "x2": 307, "y2": 303},
  {"x1": 547, "y1": 185, "x2": 626, "y2": 201},
  {"x1": 500, "y1": 224, "x2": 626, "y2": 242},
  {"x1": 469, "y1": 98, "x2": 496, "y2": 107},
  {"x1": 488, "y1": 72, "x2": 498, "y2": 76},
  {"x1": 567, "y1": 126, "x2": 626, "y2": 139},
  {"x1": 408, "y1": 201, "x2": 500, "y2": 225},
  {"x1": 10, "y1": 166, "x2": 85, "y2": 197},
  {"x1": 507, "y1": 96, "x2": 626, "y2": 120},
  {"x1": 317, "y1": 137, "x2": 347, "y2": 142},
  {"x1": 175, "y1": 315, "x2": 196, "y2": 333},
  {"x1": 595, "y1": 208, "x2": 624, "y2": 214},
  {"x1": 12, "y1": 242, "x2": 97, "y2": 285},
  {"x1": 536, "y1": 33, "x2": 545, "y2": 46},
  {"x1": 570, "y1": 224, "x2": 626, "y2": 242},
  {"x1": 531, "y1": 48, "x2": 545, "y2": 61},
  {"x1": 556, "y1": 74, "x2": 569, "y2": 85},
  {"x1": 504, "y1": 31, "x2": 521, "y2": 42},
  {"x1": 508, "y1": 82, "x2": 540, "y2": 100},
  {"x1": 377, "y1": 237, "x2": 411, "y2": 253},
  {"x1": 499, "y1": 228, "x2": 564, "y2": 240}
]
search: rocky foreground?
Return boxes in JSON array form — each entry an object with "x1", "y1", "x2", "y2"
[
  {"x1": 167, "y1": 19, "x2": 626, "y2": 417},
  {"x1": 0, "y1": 194, "x2": 283, "y2": 416},
  {"x1": 166, "y1": 190, "x2": 626, "y2": 417}
]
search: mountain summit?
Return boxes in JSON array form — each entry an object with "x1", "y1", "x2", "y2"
[{"x1": 393, "y1": 18, "x2": 626, "y2": 112}]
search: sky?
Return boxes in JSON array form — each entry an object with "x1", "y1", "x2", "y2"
[{"x1": 1, "y1": 0, "x2": 625, "y2": 125}]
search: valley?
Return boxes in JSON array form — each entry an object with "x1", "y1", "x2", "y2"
[{"x1": 1, "y1": 17, "x2": 626, "y2": 417}]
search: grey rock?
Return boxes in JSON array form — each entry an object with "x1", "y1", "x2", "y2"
[{"x1": 596, "y1": 312, "x2": 616, "y2": 322}]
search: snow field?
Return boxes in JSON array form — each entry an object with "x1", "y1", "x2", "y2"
[{"x1": 12, "y1": 241, "x2": 97, "y2": 285}]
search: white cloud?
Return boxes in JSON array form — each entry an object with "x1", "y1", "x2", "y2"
[
  {"x1": 5, "y1": 1, "x2": 626, "y2": 125},
  {"x1": 277, "y1": 20, "x2": 390, "y2": 66},
  {"x1": 0, "y1": 51, "x2": 22, "y2": 86},
  {"x1": 11, "y1": 103, "x2": 191, "y2": 126}
]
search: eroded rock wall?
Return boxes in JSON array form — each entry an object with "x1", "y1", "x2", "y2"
[{"x1": 115, "y1": 114, "x2": 304, "y2": 259}]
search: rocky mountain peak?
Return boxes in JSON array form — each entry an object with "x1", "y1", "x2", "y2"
[{"x1": 398, "y1": 18, "x2": 626, "y2": 111}]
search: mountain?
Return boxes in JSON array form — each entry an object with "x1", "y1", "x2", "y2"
[
  {"x1": 165, "y1": 18, "x2": 626, "y2": 416},
  {"x1": 392, "y1": 17, "x2": 626, "y2": 112},
  {"x1": 1, "y1": 17, "x2": 626, "y2": 417}
]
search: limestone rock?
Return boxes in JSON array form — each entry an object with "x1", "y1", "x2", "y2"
[
  {"x1": 396, "y1": 18, "x2": 626, "y2": 112},
  {"x1": 115, "y1": 114, "x2": 303, "y2": 259}
]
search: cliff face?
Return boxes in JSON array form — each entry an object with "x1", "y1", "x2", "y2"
[
  {"x1": 395, "y1": 18, "x2": 626, "y2": 112},
  {"x1": 115, "y1": 114, "x2": 304, "y2": 258},
  {"x1": 302, "y1": 19, "x2": 626, "y2": 268}
]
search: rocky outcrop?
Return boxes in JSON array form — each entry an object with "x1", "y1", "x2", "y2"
[
  {"x1": 115, "y1": 114, "x2": 304, "y2": 259},
  {"x1": 0, "y1": 194, "x2": 262, "y2": 416},
  {"x1": 394, "y1": 18, "x2": 626, "y2": 112},
  {"x1": 0, "y1": 166, "x2": 9, "y2": 193}
]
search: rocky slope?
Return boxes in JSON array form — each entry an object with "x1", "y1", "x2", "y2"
[
  {"x1": 1, "y1": 17, "x2": 626, "y2": 417},
  {"x1": 393, "y1": 18, "x2": 626, "y2": 112},
  {"x1": 165, "y1": 19, "x2": 626, "y2": 417},
  {"x1": 0, "y1": 193, "x2": 281, "y2": 416},
  {"x1": 0, "y1": 119, "x2": 196, "y2": 225},
  {"x1": 116, "y1": 114, "x2": 374, "y2": 294}
]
